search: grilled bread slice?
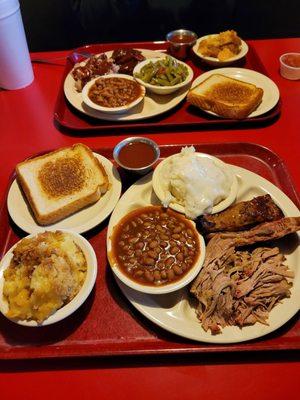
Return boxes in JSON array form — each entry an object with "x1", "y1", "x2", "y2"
[
  {"x1": 16, "y1": 143, "x2": 109, "y2": 225},
  {"x1": 187, "y1": 74, "x2": 264, "y2": 119}
]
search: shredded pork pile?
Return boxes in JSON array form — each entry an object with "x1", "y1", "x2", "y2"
[{"x1": 191, "y1": 217, "x2": 300, "y2": 334}]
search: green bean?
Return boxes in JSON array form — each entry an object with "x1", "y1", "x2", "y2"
[
  {"x1": 156, "y1": 78, "x2": 172, "y2": 86},
  {"x1": 134, "y1": 56, "x2": 188, "y2": 87},
  {"x1": 170, "y1": 76, "x2": 181, "y2": 85}
]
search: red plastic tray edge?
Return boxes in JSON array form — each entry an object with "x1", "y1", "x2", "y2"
[
  {"x1": 0, "y1": 142, "x2": 299, "y2": 360},
  {"x1": 53, "y1": 41, "x2": 281, "y2": 133}
]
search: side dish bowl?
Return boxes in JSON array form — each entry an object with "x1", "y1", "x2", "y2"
[
  {"x1": 193, "y1": 35, "x2": 248, "y2": 67},
  {"x1": 113, "y1": 137, "x2": 160, "y2": 175},
  {"x1": 152, "y1": 152, "x2": 238, "y2": 217},
  {"x1": 107, "y1": 206, "x2": 206, "y2": 295},
  {"x1": 166, "y1": 29, "x2": 198, "y2": 60},
  {"x1": 133, "y1": 57, "x2": 194, "y2": 95},
  {"x1": 279, "y1": 53, "x2": 300, "y2": 80},
  {"x1": 82, "y1": 74, "x2": 146, "y2": 113},
  {"x1": 0, "y1": 229, "x2": 97, "y2": 327}
]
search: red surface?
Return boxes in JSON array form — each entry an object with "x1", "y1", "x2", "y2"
[
  {"x1": 54, "y1": 41, "x2": 280, "y2": 132},
  {"x1": 0, "y1": 38, "x2": 300, "y2": 398}
]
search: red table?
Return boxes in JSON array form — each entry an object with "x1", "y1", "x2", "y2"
[{"x1": 0, "y1": 38, "x2": 300, "y2": 398}]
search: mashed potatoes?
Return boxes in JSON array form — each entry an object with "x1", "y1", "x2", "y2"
[
  {"x1": 3, "y1": 231, "x2": 87, "y2": 323},
  {"x1": 160, "y1": 147, "x2": 233, "y2": 219}
]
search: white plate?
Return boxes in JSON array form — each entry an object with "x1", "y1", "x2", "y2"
[
  {"x1": 64, "y1": 49, "x2": 190, "y2": 121},
  {"x1": 152, "y1": 152, "x2": 238, "y2": 216},
  {"x1": 0, "y1": 229, "x2": 97, "y2": 327},
  {"x1": 107, "y1": 166, "x2": 300, "y2": 343},
  {"x1": 7, "y1": 153, "x2": 122, "y2": 234},
  {"x1": 191, "y1": 67, "x2": 280, "y2": 118},
  {"x1": 192, "y1": 36, "x2": 249, "y2": 66}
]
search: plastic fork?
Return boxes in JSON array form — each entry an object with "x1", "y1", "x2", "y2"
[{"x1": 31, "y1": 51, "x2": 92, "y2": 65}]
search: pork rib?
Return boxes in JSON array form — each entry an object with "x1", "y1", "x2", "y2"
[{"x1": 198, "y1": 195, "x2": 284, "y2": 233}]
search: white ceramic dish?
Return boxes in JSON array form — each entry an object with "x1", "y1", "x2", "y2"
[
  {"x1": 107, "y1": 194, "x2": 206, "y2": 294},
  {"x1": 81, "y1": 74, "x2": 146, "y2": 114},
  {"x1": 113, "y1": 136, "x2": 160, "y2": 174},
  {"x1": 133, "y1": 57, "x2": 194, "y2": 95},
  {"x1": 7, "y1": 153, "x2": 122, "y2": 234},
  {"x1": 64, "y1": 49, "x2": 189, "y2": 121},
  {"x1": 152, "y1": 152, "x2": 238, "y2": 216},
  {"x1": 279, "y1": 53, "x2": 300, "y2": 80},
  {"x1": 107, "y1": 165, "x2": 300, "y2": 343},
  {"x1": 191, "y1": 68, "x2": 280, "y2": 118},
  {"x1": 0, "y1": 229, "x2": 97, "y2": 327},
  {"x1": 192, "y1": 35, "x2": 249, "y2": 66}
]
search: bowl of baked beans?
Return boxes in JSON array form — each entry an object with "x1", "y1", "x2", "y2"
[
  {"x1": 82, "y1": 74, "x2": 146, "y2": 113},
  {"x1": 107, "y1": 205, "x2": 205, "y2": 294}
]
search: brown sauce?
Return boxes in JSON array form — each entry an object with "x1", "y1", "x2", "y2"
[
  {"x1": 118, "y1": 141, "x2": 156, "y2": 168},
  {"x1": 110, "y1": 206, "x2": 200, "y2": 286},
  {"x1": 283, "y1": 54, "x2": 300, "y2": 68},
  {"x1": 170, "y1": 34, "x2": 195, "y2": 44},
  {"x1": 88, "y1": 77, "x2": 142, "y2": 108}
]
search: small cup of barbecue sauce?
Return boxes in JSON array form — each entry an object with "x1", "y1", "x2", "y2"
[
  {"x1": 166, "y1": 29, "x2": 198, "y2": 60},
  {"x1": 113, "y1": 137, "x2": 160, "y2": 175},
  {"x1": 280, "y1": 53, "x2": 300, "y2": 80}
]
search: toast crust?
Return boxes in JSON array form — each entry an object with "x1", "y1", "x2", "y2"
[
  {"x1": 16, "y1": 144, "x2": 109, "y2": 225},
  {"x1": 187, "y1": 74, "x2": 263, "y2": 119}
]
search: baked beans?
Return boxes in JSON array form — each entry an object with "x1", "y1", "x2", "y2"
[
  {"x1": 88, "y1": 77, "x2": 142, "y2": 108},
  {"x1": 110, "y1": 206, "x2": 200, "y2": 286}
]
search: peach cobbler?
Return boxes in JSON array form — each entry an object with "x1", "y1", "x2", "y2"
[{"x1": 3, "y1": 231, "x2": 87, "y2": 323}]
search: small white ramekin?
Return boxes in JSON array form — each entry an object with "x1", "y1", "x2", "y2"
[{"x1": 279, "y1": 53, "x2": 300, "y2": 80}]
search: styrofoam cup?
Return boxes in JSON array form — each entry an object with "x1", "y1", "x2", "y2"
[{"x1": 0, "y1": 0, "x2": 34, "y2": 90}]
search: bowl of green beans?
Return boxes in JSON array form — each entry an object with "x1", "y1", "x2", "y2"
[{"x1": 133, "y1": 56, "x2": 194, "y2": 95}]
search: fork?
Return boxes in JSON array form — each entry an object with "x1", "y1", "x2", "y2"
[{"x1": 31, "y1": 51, "x2": 92, "y2": 65}]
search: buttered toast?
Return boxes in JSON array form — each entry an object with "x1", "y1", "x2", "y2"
[
  {"x1": 16, "y1": 143, "x2": 109, "y2": 225},
  {"x1": 187, "y1": 74, "x2": 263, "y2": 119}
]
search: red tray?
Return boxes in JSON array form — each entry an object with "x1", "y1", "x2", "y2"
[
  {"x1": 54, "y1": 41, "x2": 281, "y2": 133},
  {"x1": 0, "y1": 142, "x2": 299, "y2": 360}
]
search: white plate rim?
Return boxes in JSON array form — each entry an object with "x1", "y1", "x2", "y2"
[
  {"x1": 0, "y1": 228, "x2": 97, "y2": 327},
  {"x1": 191, "y1": 67, "x2": 280, "y2": 118},
  {"x1": 7, "y1": 153, "x2": 122, "y2": 234},
  {"x1": 64, "y1": 49, "x2": 190, "y2": 121},
  {"x1": 107, "y1": 165, "x2": 300, "y2": 343}
]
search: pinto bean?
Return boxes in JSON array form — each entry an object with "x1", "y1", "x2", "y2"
[
  {"x1": 144, "y1": 257, "x2": 155, "y2": 266},
  {"x1": 153, "y1": 271, "x2": 161, "y2": 281},
  {"x1": 170, "y1": 246, "x2": 179, "y2": 255},
  {"x1": 167, "y1": 269, "x2": 175, "y2": 281},
  {"x1": 173, "y1": 265, "x2": 183, "y2": 275},
  {"x1": 145, "y1": 271, "x2": 154, "y2": 282},
  {"x1": 173, "y1": 226, "x2": 182, "y2": 234},
  {"x1": 149, "y1": 240, "x2": 159, "y2": 249}
]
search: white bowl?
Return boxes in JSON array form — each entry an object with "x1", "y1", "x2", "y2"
[
  {"x1": 279, "y1": 53, "x2": 300, "y2": 80},
  {"x1": 0, "y1": 229, "x2": 97, "y2": 326},
  {"x1": 152, "y1": 152, "x2": 238, "y2": 216},
  {"x1": 108, "y1": 214, "x2": 206, "y2": 295},
  {"x1": 133, "y1": 57, "x2": 194, "y2": 95},
  {"x1": 81, "y1": 74, "x2": 146, "y2": 113},
  {"x1": 193, "y1": 35, "x2": 248, "y2": 67}
]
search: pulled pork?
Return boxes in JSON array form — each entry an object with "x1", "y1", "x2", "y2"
[{"x1": 190, "y1": 217, "x2": 299, "y2": 334}]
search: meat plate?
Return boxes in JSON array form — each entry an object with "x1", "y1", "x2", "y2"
[
  {"x1": 64, "y1": 49, "x2": 191, "y2": 121},
  {"x1": 107, "y1": 166, "x2": 300, "y2": 344}
]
